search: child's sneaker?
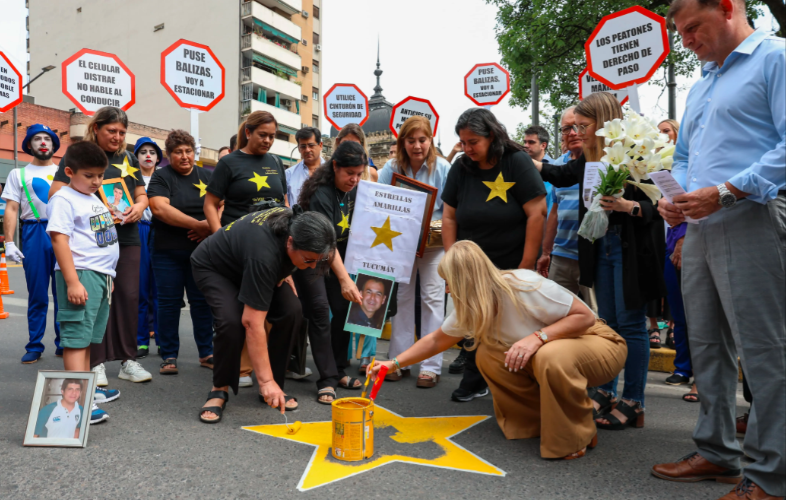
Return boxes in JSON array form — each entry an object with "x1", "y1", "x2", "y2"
[
  {"x1": 93, "y1": 387, "x2": 120, "y2": 404},
  {"x1": 92, "y1": 363, "x2": 108, "y2": 387},
  {"x1": 118, "y1": 360, "x2": 152, "y2": 383},
  {"x1": 136, "y1": 345, "x2": 149, "y2": 359},
  {"x1": 90, "y1": 403, "x2": 109, "y2": 424}
]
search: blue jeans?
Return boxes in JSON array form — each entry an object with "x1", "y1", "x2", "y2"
[
  {"x1": 664, "y1": 255, "x2": 691, "y2": 377},
  {"x1": 137, "y1": 221, "x2": 158, "y2": 347},
  {"x1": 152, "y1": 248, "x2": 213, "y2": 359},
  {"x1": 594, "y1": 228, "x2": 649, "y2": 406},
  {"x1": 21, "y1": 220, "x2": 60, "y2": 353}
]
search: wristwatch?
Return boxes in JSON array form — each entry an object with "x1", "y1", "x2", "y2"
[
  {"x1": 717, "y1": 183, "x2": 737, "y2": 208},
  {"x1": 630, "y1": 202, "x2": 641, "y2": 216},
  {"x1": 533, "y1": 330, "x2": 549, "y2": 343}
]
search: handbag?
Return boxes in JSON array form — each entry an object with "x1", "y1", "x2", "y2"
[{"x1": 426, "y1": 219, "x2": 443, "y2": 248}]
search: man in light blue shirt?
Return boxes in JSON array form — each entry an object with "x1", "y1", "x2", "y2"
[
  {"x1": 286, "y1": 127, "x2": 324, "y2": 207},
  {"x1": 653, "y1": 0, "x2": 785, "y2": 496}
]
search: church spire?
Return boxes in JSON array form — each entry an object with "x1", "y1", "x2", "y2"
[{"x1": 372, "y1": 36, "x2": 383, "y2": 98}]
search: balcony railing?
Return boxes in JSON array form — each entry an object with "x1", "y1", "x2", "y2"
[
  {"x1": 241, "y1": 66, "x2": 251, "y2": 82},
  {"x1": 241, "y1": 34, "x2": 252, "y2": 50},
  {"x1": 241, "y1": 1, "x2": 252, "y2": 16}
]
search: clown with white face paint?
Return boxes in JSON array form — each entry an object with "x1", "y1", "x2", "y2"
[
  {"x1": 1, "y1": 124, "x2": 63, "y2": 364},
  {"x1": 133, "y1": 137, "x2": 162, "y2": 358}
]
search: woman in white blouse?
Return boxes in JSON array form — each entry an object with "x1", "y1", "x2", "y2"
[{"x1": 370, "y1": 241, "x2": 627, "y2": 459}]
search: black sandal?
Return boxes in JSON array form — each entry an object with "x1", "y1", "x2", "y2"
[
  {"x1": 649, "y1": 328, "x2": 662, "y2": 349},
  {"x1": 259, "y1": 394, "x2": 299, "y2": 411},
  {"x1": 595, "y1": 400, "x2": 645, "y2": 430},
  {"x1": 665, "y1": 328, "x2": 676, "y2": 350},
  {"x1": 160, "y1": 358, "x2": 178, "y2": 375},
  {"x1": 199, "y1": 390, "x2": 228, "y2": 424},
  {"x1": 589, "y1": 388, "x2": 615, "y2": 419},
  {"x1": 682, "y1": 391, "x2": 700, "y2": 403},
  {"x1": 200, "y1": 356, "x2": 214, "y2": 370},
  {"x1": 338, "y1": 377, "x2": 361, "y2": 390},
  {"x1": 317, "y1": 388, "x2": 336, "y2": 405}
]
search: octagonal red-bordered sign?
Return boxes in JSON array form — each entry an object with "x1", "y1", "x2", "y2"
[
  {"x1": 61, "y1": 48, "x2": 135, "y2": 115},
  {"x1": 0, "y1": 51, "x2": 23, "y2": 113},
  {"x1": 579, "y1": 68, "x2": 629, "y2": 105},
  {"x1": 161, "y1": 39, "x2": 225, "y2": 112},
  {"x1": 323, "y1": 83, "x2": 369, "y2": 131},
  {"x1": 585, "y1": 6, "x2": 669, "y2": 91},
  {"x1": 464, "y1": 63, "x2": 510, "y2": 107},
  {"x1": 389, "y1": 97, "x2": 439, "y2": 138}
]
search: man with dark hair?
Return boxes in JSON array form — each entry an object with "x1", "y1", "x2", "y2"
[
  {"x1": 218, "y1": 146, "x2": 230, "y2": 159},
  {"x1": 34, "y1": 379, "x2": 84, "y2": 438},
  {"x1": 523, "y1": 125, "x2": 551, "y2": 163},
  {"x1": 348, "y1": 278, "x2": 388, "y2": 329},
  {"x1": 652, "y1": 0, "x2": 785, "y2": 498},
  {"x1": 287, "y1": 127, "x2": 324, "y2": 206}
]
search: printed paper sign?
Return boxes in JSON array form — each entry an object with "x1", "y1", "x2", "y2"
[
  {"x1": 582, "y1": 162, "x2": 604, "y2": 209},
  {"x1": 323, "y1": 83, "x2": 369, "y2": 131},
  {"x1": 464, "y1": 63, "x2": 510, "y2": 107},
  {"x1": 579, "y1": 68, "x2": 629, "y2": 105},
  {"x1": 0, "y1": 51, "x2": 23, "y2": 113},
  {"x1": 648, "y1": 170, "x2": 706, "y2": 224},
  {"x1": 389, "y1": 97, "x2": 439, "y2": 137},
  {"x1": 585, "y1": 6, "x2": 669, "y2": 90},
  {"x1": 161, "y1": 39, "x2": 225, "y2": 111},
  {"x1": 344, "y1": 181, "x2": 427, "y2": 284},
  {"x1": 61, "y1": 49, "x2": 135, "y2": 115}
]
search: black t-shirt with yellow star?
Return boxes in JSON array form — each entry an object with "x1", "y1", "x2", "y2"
[
  {"x1": 56, "y1": 149, "x2": 146, "y2": 246},
  {"x1": 442, "y1": 150, "x2": 546, "y2": 270},
  {"x1": 146, "y1": 165, "x2": 213, "y2": 252},
  {"x1": 206, "y1": 150, "x2": 287, "y2": 226},
  {"x1": 306, "y1": 183, "x2": 356, "y2": 259}
]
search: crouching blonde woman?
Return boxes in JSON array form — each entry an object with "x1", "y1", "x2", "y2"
[{"x1": 370, "y1": 241, "x2": 627, "y2": 459}]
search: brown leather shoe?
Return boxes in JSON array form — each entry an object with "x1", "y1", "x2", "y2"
[
  {"x1": 736, "y1": 412, "x2": 749, "y2": 438},
  {"x1": 652, "y1": 452, "x2": 742, "y2": 483},
  {"x1": 717, "y1": 478, "x2": 785, "y2": 499}
]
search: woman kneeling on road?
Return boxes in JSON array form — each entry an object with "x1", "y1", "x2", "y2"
[
  {"x1": 191, "y1": 207, "x2": 336, "y2": 423},
  {"x1": 370, "y1": 241, "x2": 627, "y2": 459}
]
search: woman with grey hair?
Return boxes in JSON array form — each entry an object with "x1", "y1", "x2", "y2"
[{"x1": 191, "y1": 208, "x2": 337, "y2": 423}]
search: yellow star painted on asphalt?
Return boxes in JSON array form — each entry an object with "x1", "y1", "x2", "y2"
[
  {"x1": 113, "y1": 155, "x2": 139, "y2": 180},
  {"x1": 243, "y1": 406, "x2": 505, "y2": 492},
  {"x1": 248, "y1": 172, "x2": 270, "y2": 191},
  {"x1": 482, "y1": 173, "x2": 516, "y2": 202},
  {"x1": 370, "y1": 216, "x2": 402, "y2": 251},
  {"x1": 337, "y1": 212, "x2": 350, "y2": 235},
  {"x1": 194, "y1": 180, "x2": 208, "y2": 198}
]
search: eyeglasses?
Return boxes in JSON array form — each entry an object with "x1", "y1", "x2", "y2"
[
  {"x1": 297, "y1": 143, "x2": 319, "y2": 151},
  {"x1": 561, "y1": 123, "x2": 595, "y2": 135},
  {"x1": 299, "y1": 251, "x2": 328, "y2": 264}
]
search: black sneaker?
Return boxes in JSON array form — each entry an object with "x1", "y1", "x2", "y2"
[
  {"x1": 664, "y1": 373, "x2": 690, "y2": 386},
  {"x1": 449, "y1": 351, "x2": 469, "y2": 374},
  {"x1": 451, "y1": 386, "x2": 489, "y2": 402},
  {"x1": 136, "y1": 347, "x2": 149, "y2": 359}
]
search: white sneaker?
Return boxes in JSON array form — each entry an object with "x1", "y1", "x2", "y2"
[
  {"x1": 238, "y1": 376, "x2": 253, "y2": 388},
  {"x1": 118, "y1": 360, "x2": 152, "y2": 383},
  {"x1": 286, "y1": 367, "x2": 313, "y2": 380},
  {"x1": 92, "y1": 363, "x2": 108, "y2": 387}
]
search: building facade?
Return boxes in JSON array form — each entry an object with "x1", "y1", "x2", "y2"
[{"x1": 26, "y1": 0, "x2": 322, "y2": 166}]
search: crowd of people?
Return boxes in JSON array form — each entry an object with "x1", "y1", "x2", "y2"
[{"x1": 3, "y1": 0, "x2": 783, "y2": 498}]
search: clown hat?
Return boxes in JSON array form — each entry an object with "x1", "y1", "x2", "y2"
[
  {"x1": 22, "y1": 124, "x2": 61, "y2": 156},
  {"x1": 133, "y1": 137, "x2": 163, "y2": 166}
]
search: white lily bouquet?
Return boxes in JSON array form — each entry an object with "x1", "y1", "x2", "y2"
[{"x1": 577, "y1": 109, "x2": 676, "y2": 242}]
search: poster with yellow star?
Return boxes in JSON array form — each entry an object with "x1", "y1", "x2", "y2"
[
  {"x1": 343, "y1": 181, "x2": 427, "y2": 284},
  {"x1": 243, "y1": 405, "x2": 505, "y2": 492}
]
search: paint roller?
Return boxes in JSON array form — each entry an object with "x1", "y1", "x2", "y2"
[{"x1": 282, "y1": 412, "x2": 301, "y2": 435}]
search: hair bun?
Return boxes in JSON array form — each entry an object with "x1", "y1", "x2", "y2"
[{"x1": 292, "y1": 204, "x2": 305, "y2": 216}]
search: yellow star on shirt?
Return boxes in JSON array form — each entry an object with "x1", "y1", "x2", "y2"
[
  {"x1": 482, "y1": 173, "x2": 516, "y2": 202},
  {"x1": 370, "y1": 216, "x2": 402, "y2": 251},
  {"x1": 337, "y1": 212, "x2": 350, "y2": 235},
  {"x1": 248, "y1": 172, "x2": 270, "y2": 191},
  {"x1": 113, "y1": 155, "x2": 139, "y2": 180},
  {"x1": 194, "y1": 180, "x2": 208, "y2": 198},
  {"x1": 243, "y1": 406, "x2": 505, "y2": 492}
]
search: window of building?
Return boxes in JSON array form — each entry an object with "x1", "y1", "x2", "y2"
[
  {"x1": 313, "y1": 6, "x2": 320, "y2": 19},
  {"x1": 312, "y1": 87, "x2": 319, "y2": 101},
  {"x1": 313, "y1": 32, "x2": 320, "y2": 45},
  {"x1": 313, "y1": 60, "x2": 319, "y2": 74},
  {"x1": 312, "y1": 115, "x2": 319, "y2": 128}
]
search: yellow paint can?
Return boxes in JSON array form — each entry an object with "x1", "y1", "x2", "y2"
[{"x1": 331, "y1": 397, "x2": 374, "y2": 461}]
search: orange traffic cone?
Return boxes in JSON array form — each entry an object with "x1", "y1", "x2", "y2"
[
  {"x1": 0, "y1": 294, "x2": 8, "y2": 319},
  {"x1": 0, "y1": 251, "x2": 14, "y2": 295}
]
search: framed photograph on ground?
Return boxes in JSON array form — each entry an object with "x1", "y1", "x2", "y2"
[
  {"x1": 98, "y1": 178, "x2": 132, "y2": 224},
  {"x1": 390, "y1": 173, "x2": 437, "y2": 258},
  {"x1": 344, "y1": 270, "x2": 395, "y2": 338},
  {"x1": 24, "y1": 371, "x2": 96, "y2": 448}
]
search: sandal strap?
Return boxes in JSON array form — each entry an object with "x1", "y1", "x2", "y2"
[
  {"x1": 207, "y1": 390, "x2": 229, "y2": 402},
  {"x1": 419, "y1": 370, "x2": 438, "y2": 380},
  {"x1": 590, "y1": 388, "x2": 613, "y2": 407},
  {"x1": 161, "y1": 358, "x2": 177, "y2": 368},
  {"x1": 613, "y1": 400, "x2": 641, "y2": 421},
  {"x1": 318, "y1": 388, "x2": 336, "y2": 395}
]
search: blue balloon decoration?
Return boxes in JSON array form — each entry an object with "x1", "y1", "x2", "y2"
[{"x1": 32, "y1": 177, "x2": 51, "y2": 203}]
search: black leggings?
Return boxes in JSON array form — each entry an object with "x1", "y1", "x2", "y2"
[{"x1": 192, "y1": 265, "x2": 301, "y2": 395}]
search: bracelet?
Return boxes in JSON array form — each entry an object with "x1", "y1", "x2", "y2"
[{"x1": 392, "y1": 358, "x2": 402, "y2": 371}]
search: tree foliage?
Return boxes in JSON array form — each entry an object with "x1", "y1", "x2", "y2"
[{"x1": 486, "y1": 0, "x2": 777, "y2": 112}]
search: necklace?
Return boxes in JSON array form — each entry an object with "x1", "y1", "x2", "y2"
[{"x1": 335, "y1": 187, "x2": 350, "y2": 208}]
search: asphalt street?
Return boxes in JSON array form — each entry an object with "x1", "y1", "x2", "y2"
[{"x1": 0, "y1": 265, "x2": 748, "y2": 500}]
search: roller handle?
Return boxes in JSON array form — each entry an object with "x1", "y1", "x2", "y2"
[{"x1": 369, "y1": 365, "x2": 389, "y2": 401}]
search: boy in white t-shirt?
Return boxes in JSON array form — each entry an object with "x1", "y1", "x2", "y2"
[{"x1": 46, "y1": 141, "x2": 120, "y2": 425}]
